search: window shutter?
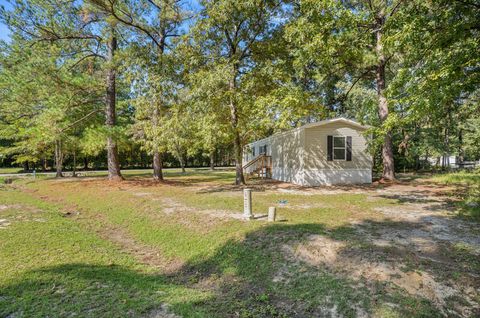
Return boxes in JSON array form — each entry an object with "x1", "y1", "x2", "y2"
[
  {"x1": 346, "y1": 136, "x2": 352, "y2": 161},
  {"x1": 327, "y1": 135, "x2": 333, "y2": 161}
]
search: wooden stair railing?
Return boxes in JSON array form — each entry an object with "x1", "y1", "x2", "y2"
[{"x1": 242, "y1": 154, "x2": 272, "y2": 179}]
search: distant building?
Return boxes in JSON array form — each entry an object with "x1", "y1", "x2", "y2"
[
  {"x1": 427, "y1": 155, "x2": 479, "y2": 169},
  {"x1": 427, "y1": 155, "x2": 458, "y2": 169}
]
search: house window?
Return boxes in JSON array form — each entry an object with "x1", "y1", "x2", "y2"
[
  {"x1": 333, "y1": 136, "x2": 346, "y2": 160},
  {"x1": 260, "y1": 145, "x2": 267, "y2": 155}
]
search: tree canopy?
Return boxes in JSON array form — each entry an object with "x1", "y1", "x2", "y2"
[{"x1": 0, "y1": 0, "x2": 478, "y2": 182}]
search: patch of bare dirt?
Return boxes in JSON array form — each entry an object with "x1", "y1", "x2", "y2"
[
  {"x1": 132, "y1": 192, "x2": 154, "y2": 197},
  {"x1": 158, "y1": 198, "x2": 246, "y2": 221},
  {"x1": 145, "y1": 304, "x2": 181, "y2": 318},
  {"x1": 0, "y1": 218, "x2": 11, "y2": 228},
  {"x1": 0, "y1": 204, "x2": 23, "y2": 211},
  {"x1": 0, "y1": 204, "x2": 45, "y2": 228},
  {"x1": 281, "y1": 235, "x2": 474, "y2": 316},
  {"x1": 369, "y1": 185, "x2": 480, "y2": 254},
  {"x1": 371, "y1": 206, "x2": 480, "y2": 254}
]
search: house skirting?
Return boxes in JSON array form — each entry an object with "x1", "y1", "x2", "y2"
[{"x1": 272, "y1": 168, "x2": 371, "y2": 186}]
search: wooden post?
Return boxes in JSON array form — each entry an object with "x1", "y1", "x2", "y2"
[
  {"x1": 268, "y1": 207, "x2": 276, "y2": 222},
  {"x1": 243, "y1": 188, "x2": 253, "y2": 220}
]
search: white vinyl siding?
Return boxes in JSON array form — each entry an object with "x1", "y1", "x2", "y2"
[
  {"x1": 244, "y1": 119, "x2": 372, "y2": 186},
  {"x1": 304, "y1": 122, "x2": 371, "y2": 171}
]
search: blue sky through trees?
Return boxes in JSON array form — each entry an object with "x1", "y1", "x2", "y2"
[
  {"x1": 0, "y1": 0, "x2": 201, "y2": 42},
  {"x1": 0, "y1": 0, "x2": 12, "y2": 42}
]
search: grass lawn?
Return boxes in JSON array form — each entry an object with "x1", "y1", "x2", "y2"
[
  {"x1": 1, "y1": 169, "x2": 479, "y2": 317},
  {"x1": 0, "y1": 167, "x2": 23, "y2": 174},
  {"x1": 430, "y1": 171, "x2": 480, "y2": 187},
  {"x1": 430, "y1": 171, "x2": 480, "y2": 219}
]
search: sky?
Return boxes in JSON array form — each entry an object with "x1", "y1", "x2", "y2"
[
  {"x1": 0, "y1": 0, "x2": 12, "y2": 42},
  {"x1": 0, "y1": 0, "x2": 201, "y2": 43}
]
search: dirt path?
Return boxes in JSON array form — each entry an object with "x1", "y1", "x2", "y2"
[{"x1": 280, "y1": 183, "x2": 480, "y2": 317}]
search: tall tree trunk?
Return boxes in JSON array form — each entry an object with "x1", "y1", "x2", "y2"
[
  {"x1": 83, "y1": 157, "x2": 88, "y2": 170},
  {"x1": 233, "y1": 132, "x2": 244, "y2": 184},
  {"x1": 149, "y1": 31, "x2": 167, "y2": 180},
  {"x1": 152, "y1": 102, "x2": 163, "y2": 180},
  {"x1": 209, "y1": 150, "x2": 215, "y2": 170},
  {"x1": 105, "y1": 30, "x2": 123, "y2": 181},
  {"x1": 375, "y1": 17, "x2": 395, "y2": 181},
  {"x1": 55, "y1": 139, "x2": 63, "y2": 178},
  {"x1": 443, "y1": 127, "x2": 449, "y2": 170},
  {"x1": 72, "y1": 149, "x2": 77, "y2": 177},
  {"x1": 228, "y1": 64, "x2": 245, "y2": 185},
  {"x1": 179, "y1": 155, "x2": 186, "y2": 173},
  {"x1": 153, "y1": 150, "x2": 164, "y2": 181},
  {"x1": 424, "y1": 149, "x2": 429, "y2": 171},
  {"x1": 458, "y1": 128, "x2": 463, "y2": 163}
]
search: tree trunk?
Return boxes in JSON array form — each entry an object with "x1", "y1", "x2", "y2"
[
  {"x1": 233, "y1": 132, "x2": 244, "y2": 184},
  {"x1": 209, "y1": 150, "x2": 215, "y2": 170},
  {"x1": 83, "y1": 157, "x2": 88, "y2": 170},
  {"x1": 72, "y1": 149, "x2": 77, "y2": 177},
  {"x1": 151, "y1": 102, "x2": 164, "y2": 180},
  {"x1": 443, "y1": 127, "x2": 449, "y2": 170},
  {"x1": 149, "y1": 31, "x2": 166, "y2": 180},
  {"x1": 105, "y1": 29, "x2": 123, "y2": 181},
  {"x1": 228, "y1": 64, "x2": 245, "y2": 185},
  {"x1": 424, "y1": 149, "x2": 429, "y2": 170},
  {"x1": 55, "y1": 139, "x2": 63, "y2": 178},
  {"x1": 179, "y1": 155, "x2": 186, "y2": 173},
  {"x1": 153, "y1": 150, "x2": 164, "y2": 181},
  {"x1": 458, "y1": 128, "x2": 463, "y2": 163},
  {"x1": 375, "y1": 17, "x2": 395, "y2": 181}
]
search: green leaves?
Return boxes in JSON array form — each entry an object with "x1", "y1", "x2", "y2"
[
  {"x1": 0, "y1": 27, "x2": 104, "y2": 165},
  {"x1": 0, "y1": 0, "x2": 479, "y2": 172}
]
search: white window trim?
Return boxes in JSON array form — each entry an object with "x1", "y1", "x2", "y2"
[{"x1": 333, "y1": 136, "x2": 347, "y2": 161}]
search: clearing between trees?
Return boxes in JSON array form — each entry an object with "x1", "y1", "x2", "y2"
[{"x1": 0, "y1": 169, "x2": 479, "y2": 318}]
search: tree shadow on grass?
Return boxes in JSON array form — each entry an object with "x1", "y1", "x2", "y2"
[{"x1": 2, "y1": 222, "x2": 474, "y2": 318}]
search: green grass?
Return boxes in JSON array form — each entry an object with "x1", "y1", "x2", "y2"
[
  {"x1": 0, "y1": 169, "x2": 476, "y2": 317},
  {"x1": 0, "y1": 189, "x2": 209, "y2": 317},
  {"x1": 0, "y1": 167, "x2": 23, "y2": 174},
  {"x1": 430, "y1": 171, "x2": 480, "y2": 185},
  {"x1": 430, "y1": 171, "x2": 480, "y2": 219}
]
